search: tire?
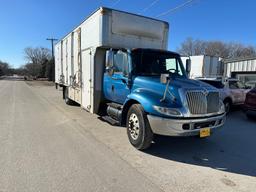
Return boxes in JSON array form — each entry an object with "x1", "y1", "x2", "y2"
[
  {"x1": 224, "y1": 99, "x2": 231, "y2": 113},
  {"x1": 55, "y1": 83, "x2": 58, "y2": 90},
  {"x1": 126, "y1": 104, "x2": 154, "y2": 150},
  {"x1": 64, "y1": 87, "x2": 73, "y2": 105}
]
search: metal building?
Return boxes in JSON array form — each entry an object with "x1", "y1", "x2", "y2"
[{"x1": 223, "y1": 57, "x2": 256, "y2": 87}]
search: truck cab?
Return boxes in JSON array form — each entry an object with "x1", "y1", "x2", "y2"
[{"x1": 103, "y1": 48, "x2": 226, "y2": 150}]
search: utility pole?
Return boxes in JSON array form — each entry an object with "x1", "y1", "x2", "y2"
[
  {"x1": 46, "y1": 38, "x2": 58, "y2": 58},
  {"x1": 46, "y1": 38, "x2": 58, "y2": 82}
]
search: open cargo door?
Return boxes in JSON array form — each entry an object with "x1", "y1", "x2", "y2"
[{"x1": 81, "y1": 49, "x2": 92, "y2": 112}]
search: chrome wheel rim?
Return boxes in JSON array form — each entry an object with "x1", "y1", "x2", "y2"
[{"x1": 128, "y1": 113, "x2": 140, "y2": 140}]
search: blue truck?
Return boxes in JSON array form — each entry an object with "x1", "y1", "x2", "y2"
[{"x1": 55, "y1": 7, "x2": 226, "y2": 150}]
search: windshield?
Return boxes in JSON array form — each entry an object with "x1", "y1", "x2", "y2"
[
  {"x1": 229, "y1": 80, "x2": 246, "y2": 89},
  {"x1": 131, "y1": 49, "x2": 187, "y2": 78}
]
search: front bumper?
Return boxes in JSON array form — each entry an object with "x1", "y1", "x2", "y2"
[{"x1": 147, "y1": 113, "x2": 226, "y2": 137}]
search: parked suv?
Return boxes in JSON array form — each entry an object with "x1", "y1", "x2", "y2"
[{"x1": 197, "y1": 78, "x2": 250, "y2": 112}]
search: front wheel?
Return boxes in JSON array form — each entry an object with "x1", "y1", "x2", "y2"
[{"x1": 126, "y1": 104, "x2": 154, "y2": 150}]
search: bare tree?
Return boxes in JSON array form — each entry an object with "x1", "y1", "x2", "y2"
[
  {"x1": 178, "y1": 37, "x2": 194, "y2": 56},
  {"x1": 194, "y1": 40, "x2": 206, "y2": 55},
  {"x1": 227, "y1": 43, "x2": 244, "y2": 58},
  {"x1": 0, "y1": 60, "x2": 10, "y2": 76},
  {"x1": 178, "y1": 38, "x2": 256, "y2": 59},
  {"x1": 178, "y1": 38, "x2": 206, "y2": 56},
  {"x1": 23, "y1": 47, "x2": 51, "y2": 78},
  {"x1": 24, "y1": 47, "x2": 51, "y2": 64},
  {"x1": 239, "y1": 46, "x2": 256, "y2": 58},
  {"x1": 205, "y1": 41, "x2": 229, "y2": 58},
  {"x1": 24, "y1": 63, "x2": 42, "y2": 77}
]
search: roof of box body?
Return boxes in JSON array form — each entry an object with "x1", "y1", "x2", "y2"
[{"x1": 55, "y1": 7, "x2": 169, "y2": 45}]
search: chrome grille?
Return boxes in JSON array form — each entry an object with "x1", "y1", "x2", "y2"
[
  {"x1": 207, "y1": 92, "x2": 219, "y2": 113},
  {"x1": 186, "y1": 91, "x2": 219, "y2": 115}
]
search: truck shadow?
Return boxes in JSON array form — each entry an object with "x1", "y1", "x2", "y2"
[{"x1": 145, "y1": 111, "x2": 256, "y2": 177}]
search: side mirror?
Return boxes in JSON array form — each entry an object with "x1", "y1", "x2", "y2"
[
  {"x1": 106, "y1": 50, "x2": 114, "y2": 76},
  {"x1": 186, "y1": 59, "x2": 191, "y2": 75},
  {"x1": 160, "y1": 74, "x2": 170, "y2": 84}
]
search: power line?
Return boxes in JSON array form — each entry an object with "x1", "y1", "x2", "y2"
[
  {"x1": 156, "y1": 0, "x2": 195, "y2": 18},
  {"x1": 141, "y1": 0, "x2": 160, "y2": 13}
]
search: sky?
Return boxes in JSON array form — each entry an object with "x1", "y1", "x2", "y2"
[{"x1": 0, "y1": 0, "x2": 255, "y2": 68}]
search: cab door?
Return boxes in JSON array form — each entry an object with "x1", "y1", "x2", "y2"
[{"x1": 103, "y1": 50, "x2": 130, "y2": 104}]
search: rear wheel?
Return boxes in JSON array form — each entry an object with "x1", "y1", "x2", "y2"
[
  {"x1": 64, "y1": 87, "x2": 73, "y2": 105},
  {"x1": 126, "y1": 104, "x2": 154, "y2": 150}
]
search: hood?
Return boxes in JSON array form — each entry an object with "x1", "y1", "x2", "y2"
[
  {"x1": 133, "y1": 76, "x2": 216, "y2": 91},
  {"x1": 131, "y1": 76, "x2": 218, "y2": 108}
]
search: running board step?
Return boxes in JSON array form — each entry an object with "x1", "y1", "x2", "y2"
[{"x1": 101, "y1": 116, "x2": 120, "y2": 126}]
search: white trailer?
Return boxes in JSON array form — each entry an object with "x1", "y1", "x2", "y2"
[
  {"x1": 181, "y1": 55, "x2": 223, "y2": 79},
  {"x1": 55, "y1": 7, "x2": 169, "y2": 113}
]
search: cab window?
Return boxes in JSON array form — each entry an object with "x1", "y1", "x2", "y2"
[
  {"x1": 113, "y1": 50, "x2": 128, "y2": 76},
  {"x1": 166, "y1": 58, "x2": 182, "y2": 76}
]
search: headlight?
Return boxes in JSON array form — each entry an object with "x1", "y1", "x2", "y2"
[
  {"x1": 153, "y1": 106, "x2": 183, "y2": 117},
  {"x1": 219, "y1": 100, "x2": 225, "y2": 113}
]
